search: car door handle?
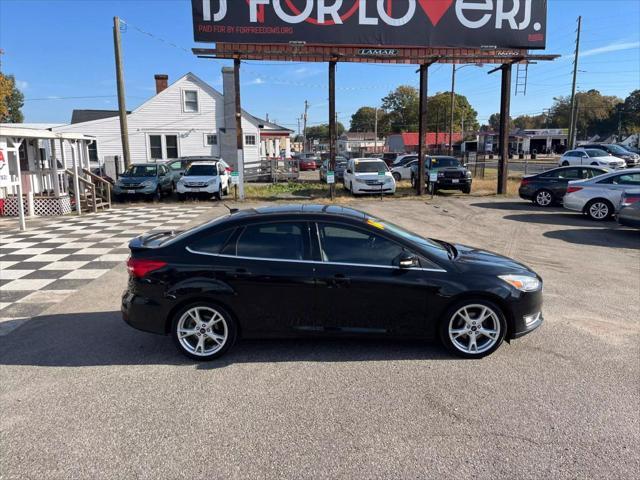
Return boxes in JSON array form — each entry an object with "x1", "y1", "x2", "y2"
[{"x1": 330, "y1": 274, "x2": 351, "y2": 286}]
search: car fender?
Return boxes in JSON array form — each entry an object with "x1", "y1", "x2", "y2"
[{"x1": 166, "y1": 277, "x2": 235, "y2": 300}]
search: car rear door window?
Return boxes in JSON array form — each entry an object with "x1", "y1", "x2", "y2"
[
  {"x1": 234, "y1": 223, "x2": 307, "y2": 260},
  {"x1": 189, "y1": 229, "x2": 235, "y2": 255},
  {"x1": 317, "y1": 223, "x2": 405, "y2": 267},
  {"x1": 598, "y1": 173, "x2": 640, "y2": 185},
  {"x1": 557, "y1": 168, "x2": 581, "y2": 179}
]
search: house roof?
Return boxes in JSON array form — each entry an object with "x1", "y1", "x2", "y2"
[
  {"x1": 396, "y1": 132, "x2": 464, "y2": 146},
  {"x1": 71, "y1": 110, "x2": 130, "y2": 124},
  {"x1": 252, "y1": 116, "x2": 293, "y2": 133}
]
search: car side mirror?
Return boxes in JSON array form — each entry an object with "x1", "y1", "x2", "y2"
[{"x1": 398, "y1": 253, "x2": 419, "y2": 269}]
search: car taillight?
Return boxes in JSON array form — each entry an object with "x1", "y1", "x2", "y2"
[
  {"x1": 622, "y1": 195, "x2": 640, "y2": 207},
  {"x1": 566, "y1": 186, "x2": 583, "y2": 194},
  {"x1": 126, "y1": 258, "x2": 167, "y2": 278},
  {"x1": 520, "y1": 178, "x2": 531, "y2": 186}
]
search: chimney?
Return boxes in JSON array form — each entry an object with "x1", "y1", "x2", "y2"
[{"x1": 154, "y1": 74, "x2": 168, "y2": 94}]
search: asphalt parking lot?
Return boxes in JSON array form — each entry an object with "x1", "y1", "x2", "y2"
[{"x1": 1, "y1": 197, "x2": 639, "y2": 479}]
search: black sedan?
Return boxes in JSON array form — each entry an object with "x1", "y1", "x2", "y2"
[
  {"x1": 122, "y1": 205, "x2": 543, "y2": 361},
  {"x1": 519, "y1": 166, "x2": 610, "y2": 207}
]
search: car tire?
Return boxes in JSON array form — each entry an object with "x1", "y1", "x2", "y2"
[
  {"x1": 585, "y1": 199, "x2": 613, "y2": 221},
  {"x1": 392, "y1": 172, "x2": 401, "y2": 182},
  {"x1": 223, "y1": 185, "x2": 229, "y2": 196},
  {"x1": 462, "y1": 185, "x2": 471, "y2": 194},
  {"x1": 439, "y1": 299, "x2": 507, "y2": 359},
  {"x1": 171, "y1": 303, "x2": 237, "y2": 361},
  {"x1": 534, "y1": 189, "x2": 554, "y2": 207},
  {"x1": 410, "y1": 174, "x2": 416, "y2": 189},
  {"x1": 562, "y1": 161, "x2": 570, "y2": 166},
  {"x1": 153, "y1": 187, "x2": 161, "y2": 202},
  {"x1": 177, "y1": 193, "x2": 185, "y2": 201}
]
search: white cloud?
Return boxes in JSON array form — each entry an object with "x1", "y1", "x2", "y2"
[
  {"x1": 15, "y1": 80, "x2": 28, "y2": 90},
  {"x1": 246, "y1": 77, "x2": 266, "y2": 86},
  {"x1": 580, "y1": 41, "x2": 640, "y2": 58}
]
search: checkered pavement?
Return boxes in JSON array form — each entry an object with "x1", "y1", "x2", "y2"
[{"x1": 0, "y1": 205, "x2": 214, "y2": 332}]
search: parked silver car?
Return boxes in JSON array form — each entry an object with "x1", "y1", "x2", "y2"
[
  {"x1": 617, "y1": 190, "x2": 640, "y2": 229},
  {"x1": 563, "y1": 169, "x2": 640, "y2": 220}
]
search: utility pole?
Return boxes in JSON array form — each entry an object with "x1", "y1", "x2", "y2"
[
  {"x1": 113, "y1": 16, "x2": 131, "y2": 170},
  {"x1": 234, "y1": 58, "x2": 245, "y2": 200},
  {"x1": 570, "y1": 97, "x2": 580, "y2": 147},
  {"x1": 328, "y1": 61, "x2": 337, "y2": 200},
  {"x1": 417, "y1": 64, "x2": 429, "y2": 196},
  {"x1": 374, "y1": 108, "x2": 379, "y2": 154},
  {"x1": 568, "y1": 16, "x2": 582, "y2": 150},
  {"x1": 303, "y1": 100, "x2": 309, "y2": 151},
  {"x1": 617, "y1": 104, "x2": 623, "y2": 141},
  {"x1": 449, "y1": 65, "x2": 456, "y2": 156}
]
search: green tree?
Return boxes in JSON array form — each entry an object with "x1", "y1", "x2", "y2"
[
  {"x1": 513, "y1": 114, "x2": 547, "y2": 130},
  {"x1": 622, "y1": 90, "x2": 640, "y2": 133},
  {"x1": 425, "y1": 92, "x2": 479, "y2": 135},
  {"x1": 549, "y1": 89, "x2": 622, "y2": 139},
  {"x1": 349, "y1": 107, "x2": 391, "y2": 136},
  {"x1": 382, "y1": 85, "x2": 419, "y2": 133},
  {"x1": 485, "y1": 113, "x2": 513, "y2": 132},
  {"x1": 305, "y1": 122, "x2": 345, "y2": 141},
  {"x1": 0, "y1": 73, "x2": 24, "y2": 123}
]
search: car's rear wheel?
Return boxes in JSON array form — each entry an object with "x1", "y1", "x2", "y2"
[
  {"x1": 562, "y1": 161, "x2": 570, "y2": 166},
  {"x1": 585, "y1": 199, "x2": 613, "y2": 221},
  {"x1": 392, "y1": 172, "x2": 401, "y2": 182},
  {"x1": 439, "y1": 300, "x2": 506, "y2": 359},
  {"x1": 534, "y1": 189, "x2": 554, "y2": 207},
  {"x1": 171, "y1": 303, "x2": 237, "y2": 361}
]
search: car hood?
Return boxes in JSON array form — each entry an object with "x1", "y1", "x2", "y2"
[
  {"x1": 180, "y1": 175, "x2": 217, "y2": 182},
  {"x1": 452, "y1": 243, "x2": 536, "y2": 276},
  {"x1": 118, "y1": 176, "x2": 156, "y2": 184}
]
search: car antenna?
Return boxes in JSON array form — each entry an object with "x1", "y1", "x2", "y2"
[{"x1": 222, "y1": 203, "x2": 239, "y2": 214}]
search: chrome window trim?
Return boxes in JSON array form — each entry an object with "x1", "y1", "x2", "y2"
[{"x1": 185, "y1": 246, "x2": 447, "y2": 273}]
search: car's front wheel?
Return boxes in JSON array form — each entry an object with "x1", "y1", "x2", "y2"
[
  {"x1": 585, "y1": 199, "x2": 613, "y2": 221},
  {"x1": 171, "y1": 303, "x2": 237, "y2": 361},
  {"x1": 439, "y1": 300, "x2": 507, "y2": 359},
  {"x1": 562, "y1": 161, "x2": 570, "y2": 166},
  {"x1": 392, "y1": 172, "x2": 401, "y2": 182}
]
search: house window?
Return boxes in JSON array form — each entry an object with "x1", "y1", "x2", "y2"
[
  {"x1": 88, "y1": 141, "x2": 98, "y2": 162},
  {"x1": 205, "y1": 134, "x2": 218, "y2": 146},
  {"x1": 149, "y1": 135, "x2": 163, "y2": 159},
  {"x1": 245, "y1": 134, "x2": 257, "y2": 146},
  {"x1": 165, "y1": 135, "x2": 178, "y2": 158},
  {"x1": 184, "y1": 90, "x2": 199, "y2": 112},
  {"x1": 148, "y1": 134, "x2": 179, "y2": 160}
]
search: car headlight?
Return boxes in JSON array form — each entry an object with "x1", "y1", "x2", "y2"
[
  {"x1": 466, "y1": 171, "x2": 472, "y2": 178},
  {"x1": 141, "y1": 180, "x2": 154, "y2": 187},
  {"x1": 499, "y1": 274, "x2": 541, "y2": 292},
  {"x1": 207, "y1": 179, "x2": 217, "y2": 185}
]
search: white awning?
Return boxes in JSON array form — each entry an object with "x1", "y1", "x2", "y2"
[{"x1": 0, "y1": 125, "x2": 95, "y2": 141}]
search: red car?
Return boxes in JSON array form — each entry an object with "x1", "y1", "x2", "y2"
[{"x1": 299, "y1": 156, "x2": 318, "y2": 171}]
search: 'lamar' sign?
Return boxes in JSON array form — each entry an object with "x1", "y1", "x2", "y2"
[{"x1": 192, "y1": 0, "x2": 547, "y2": 49}]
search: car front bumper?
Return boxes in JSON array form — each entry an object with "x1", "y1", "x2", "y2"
[
  {"x1": 353, "y1": 182, "x2": 396, "y2": 194},
  {"x1": 436, "y1": 178, "x2": 472, "y2": 189},
  {"x1": 508, "y1": 287, "x2": 544, "y2": 339},
  {"x1": 113, "y1": 185, "x2": 156, "y2": 196},
  {"x1": 176, "y1": 183, "x2": 218, "y2": 194}
]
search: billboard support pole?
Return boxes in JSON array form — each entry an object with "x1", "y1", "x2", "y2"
[
  {"x1": 113, "y1": 16, "x2": 131, "y2": 170},
  {"x1": 497, "y1": 63, "x2": 512, "y2": 195},
  {"x1": 417, "y1": 63, "x2": 429, "y2": 196},
  {"x1": 328, "y1": 60, "x2": 337, "y2": 201},
  {"x1": 234, "y1": 58, "x2": 245, "y2": 201}
]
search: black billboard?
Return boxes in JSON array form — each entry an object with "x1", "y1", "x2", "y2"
[{"x1": 192, "y1": 1, "x2": 547, "y2": 50}]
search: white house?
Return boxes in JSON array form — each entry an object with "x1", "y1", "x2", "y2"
[
  {"x1": 53, "y1": 71, "x2": 264, "y2": 170},
  {"x1": 338, "y1": 132, "x2": 385, "y2": 156}
]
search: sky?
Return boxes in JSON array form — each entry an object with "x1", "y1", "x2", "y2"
[{"x1": 1, "y1": 0, "x2": 639, "y2": 132}]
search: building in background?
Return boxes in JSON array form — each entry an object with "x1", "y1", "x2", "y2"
[
  {"x1": 338, "y1": 132, "x2": 385, "y2": 156},
  {"x1": 255, "y1": 117, "x2": 294, "y2": 159},
  {"x1": 386, "y1": 132, "x2": 464, "y2": 153},
  {"x1": 52, "y1": 71, "x2": 266, "y2": 170}
]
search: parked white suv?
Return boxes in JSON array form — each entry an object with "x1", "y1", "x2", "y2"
[
  {"x1": 343, "y1": 158, "x2": 396, "y2": 195},
  {"x1": 176, "y1": 161, "x2": 230, "y2": 200},
  {"x1": 560, "y1": 149, "x2": 626, "y2": 169}
]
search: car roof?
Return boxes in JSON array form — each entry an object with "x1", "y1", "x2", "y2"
[
  {"x1": 225, "y1": 204, "x2": 368, "y2": 221},
  {"x1": 188, "y1": 161, "x2": 219, "y2": 165},
  {"x1": 351, "y1": 157, "x2": 384, "y2": 162}
]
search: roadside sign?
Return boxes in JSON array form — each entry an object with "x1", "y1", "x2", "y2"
[
  {"x1": 326, "y1": 171, "x2": 335, "y2": 184},
  {"x1": 230, "y1": 171, "x2": 240, "y2": 185},
  {"x1": 0, "y1": 150, "x2": 11, "y2": 188},
  {"x1": 429, "y1": 172, "x2": 438, "y2": 183}
]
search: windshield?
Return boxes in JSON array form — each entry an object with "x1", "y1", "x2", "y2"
[
  {"x1": 606, "y1": 145, "x2": 629, "y2": 155},
  {"x1": 355, "y1": 161, "x2": 388, "y2": 173},
  {"x1": 367, "y1": 217, "x2": 446, "y2": 252},
  {"x1": 429, "y1": 157, "x2": 461, "y2": 168},
  {"x1": 123, "y1": 165, "x2": 157, "y2": 177},
  {"x1": 185, "y1": 164, "x2": 218, "y2": 176},
  {"x1": 586, "y1": 149, "x2": 609, "y2": 158}
]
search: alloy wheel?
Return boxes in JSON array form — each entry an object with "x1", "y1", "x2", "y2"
[
  {"x1": 448, "y1": 304, "x2": 501, "y2": 355},
  {"x1": 176, "y1": 306, "x2": 228, "y2": 357},
  {"x1": 535, "y1": 190, "x2": 553, "y2": 207},
  {"x1": 588, "y1": 201, "x2": 610, "y2": 220}
]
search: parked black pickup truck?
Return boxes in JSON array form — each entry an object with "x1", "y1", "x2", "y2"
[{"x1": 411, "y1": 156, "x2": 473, "y2": 194}]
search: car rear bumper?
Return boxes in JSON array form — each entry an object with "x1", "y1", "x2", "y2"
[
  {"x1": 122, "y1": 290, "x2": 167, "y2": 335},
  {"x1": 618, "y1": 213, "x2": 640, "y2": 228}
]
